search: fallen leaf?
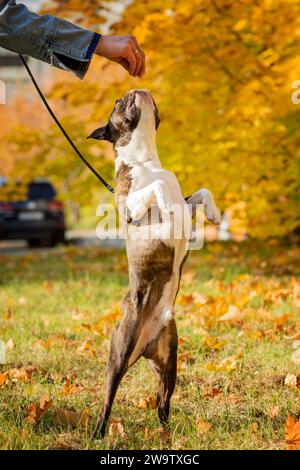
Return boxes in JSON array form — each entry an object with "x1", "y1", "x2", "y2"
[
  {"x1": 26, "y1": 394, "x2": 53, "y2": 424},
  {"x1": 78, "y1": 340, "x2": 92, "y2": 352},
  {"x1": 203, "y1": 335, "x2": 225, "y2": 351},
  {"x1": 8, "y1": 365, "x2": 44, "y2": 383},
  {"x1": 54, "y1": 433, "x2": 81, "y2": 450},
  {"x1": 32, "y1": 339, "x2": 52, "y2": 350},
  {"x1": 203, "y1": 387, "x2": 222, "y2": 399},
  {"x1": 144, "y1": 427, "x2": 151, "y2": 439},
  {"x1": 0, "y1": 372, "x2": 8, "y2": 386},
  {"x1": 292, "y1": 340, "x2": 300, "y2": 349},
  {"x1": 274, "y1": 314, "x2": 289, "y2": 328},
  {"x1": 219, "y1": 305, "x2": 241, "y2": 321},
  {"x1": 285, "y1": 416, "x2": 300, "y2": 450},
  {"x1": 291, "y1": 348, "x2": 300, "y2": 364},
  {"x1": 26, "y1": 405, "x2": 38, "y2": 425},
  {"x1": 248, "y1": 330, "x2": 264, "y2": 341},
  {"x1": 5, "y1": 309, "x2": 13, "y2": 320},
  {"x1": 178, "y1": 294, "x2": 194, "y2": 306},
  {"x1": 6, "y1": 339, "x2": 14, "y2": 351},
  {"x1": 225, "y1": 393, "x2": 243, "y2": 404},
  {"x1": 10, "y1": 367, "x2": 32, "y2": 383},
  {"x1": 42, "y1": 281, "x2": 53, "y2": 291},
  {"x1": 177, "y1": 351, "x2": 195, "y2": 370},
  {"x1": 18, "y1": 296, "x2": 27, "y2": 306},
  {"x1": 0, "y1": 340, "x2": 6, "y2": 364},
  {"x1": 52, "y1": 406, "x2": 78, "y2": 428},
  {"x1": 251, "y1": 422, "x2": 258, "y2": 433},
  {"x1": 132, "y1": 395, "x2": 157, "y2": 410},
  {"x1": 156, "y1": 427, "x2": 171, "y2": 441},
  {"x1": 182, "y1": 270, "x2": 196, "y2": 283},
  {"x1": 39, "y1": 394, "x2": 50, "y2": 409},
  {"x1": 78, "y1": 409, "x2": 92, "y2": 428},
  {"x1": 196, "y1": 419, "x2": 212, "y2": 435},
  {"x1": 194, "y1": 293, "x2": 207, "y2": 305},
  {"x1": 109, "y1": 419, "x2": 127, "y2": 440},
  {"x1": 205, "y1": 353, "x2": 243, "y2": 373},
  {"x1": 284, "y1": 373, "x2": 298, "y2": 389},
  {"x1": 268, "y1": 405, "x2": 279, "y2": 418},
  {"x1": 60, "y1": 378, "x2": 80, "y2": 396},
  {"x1": 52, "y1": 405, "x2": 91, "y2": 429}
]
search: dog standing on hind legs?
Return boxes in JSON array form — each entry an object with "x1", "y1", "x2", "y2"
[{"x1": 88, "y1": 89, "x2": 220, "y2": 438}]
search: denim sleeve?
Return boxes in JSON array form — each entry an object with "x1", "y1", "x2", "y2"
[{"x1": 0, "y1": 0, "x2": 101, "y2": 79}]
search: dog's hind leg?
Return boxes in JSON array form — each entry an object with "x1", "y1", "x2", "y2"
[
  {"x1": 144, "y1": 319, "x2": 178, "y2": 427},
  {"x1": 91, "y1": 293, "x2": 143, "y2": 439}
]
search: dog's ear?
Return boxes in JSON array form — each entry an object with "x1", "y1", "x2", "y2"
[
  {"x1": 87, "y1": 125, "x2": 111, "y2": 141},
  {"x1": 154, "y1": 107, "x2": 160, "y2": 130}
]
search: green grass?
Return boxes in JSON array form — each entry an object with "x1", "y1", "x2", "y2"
[{"x1": 0, "y1": 241, "x2": 299, "y2": 450}]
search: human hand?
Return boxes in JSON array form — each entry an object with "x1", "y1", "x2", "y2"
[{"x1": 96, "y1": 35, "x2": 146, "y2": 77}]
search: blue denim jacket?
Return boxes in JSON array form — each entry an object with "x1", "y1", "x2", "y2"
[{"x1": 0, "y1": 0, "x2": 101, "y2": 79}]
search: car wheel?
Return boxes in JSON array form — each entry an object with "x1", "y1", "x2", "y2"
[
  {"x1": 28, "y1": 238, "x2": 52, "y2": 248},
  {"x1": 52, "y1": 231, "x2": 65, "y2": 246},
  {"x1": 27, "y1": 239, "x2": 41, "y2": 248}
]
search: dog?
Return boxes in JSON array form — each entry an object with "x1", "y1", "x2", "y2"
[{"x1": 88, "y1": 89, "x2": 220, "y2": 438}]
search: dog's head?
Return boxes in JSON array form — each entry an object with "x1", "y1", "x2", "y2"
[{"x1": 88, "y1": 89, "x2": 160, "y2": 148}]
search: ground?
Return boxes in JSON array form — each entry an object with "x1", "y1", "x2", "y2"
[{"x1": 0, "y1": 240, "x2": 299, "y2": 450}]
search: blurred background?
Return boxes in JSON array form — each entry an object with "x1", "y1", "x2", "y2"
[
  {"x1": 1, "y1": 3, "x2": 300, "y2": 451},
  {"x1": 0, "y1": 0, "x2": 300, "y2": 248}
]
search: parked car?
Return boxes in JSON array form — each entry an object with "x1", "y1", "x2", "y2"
[{"x1": 0, "y1": 179, "x2": 65, "y2": 247}]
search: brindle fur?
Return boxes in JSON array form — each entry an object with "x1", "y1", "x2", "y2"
[{"x1": 115, "y1": 162, "x2": 132, "y2": 200}]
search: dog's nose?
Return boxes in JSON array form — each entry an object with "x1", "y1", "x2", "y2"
[
  {"x1": 136, "y1": 89, "x2": 150, "y2": 97},
  {"x1": 135, "y1": 89, "x2": 152, "y2": 106}
]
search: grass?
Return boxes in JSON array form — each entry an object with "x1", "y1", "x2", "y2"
[{"x1": 0, "y1": 240, "x2": 299, "y2": 450}]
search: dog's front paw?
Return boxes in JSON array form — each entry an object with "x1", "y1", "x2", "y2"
[
  {"x1": 129, "y1": 203, "x2": 147, "y2": 222},
  {"x1": 201, "y1": 189, "x2": 221, "y2": 225},
  {"x1": 205, "y1": 201, "x2": 221, "y2": 225}
]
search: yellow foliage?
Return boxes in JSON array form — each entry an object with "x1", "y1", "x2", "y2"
[{"x1": 0, "y1": 0, "x2": 299, "y2": 237}]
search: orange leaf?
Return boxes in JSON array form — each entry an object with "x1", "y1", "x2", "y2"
[
  {"x1": 285, "y1": 416, "x2": 300, "y2": 450},
  {"x1": 77, "y1": 409, "x2": 92, "y2": 428},
  {"x1": 251, "y1": 422, "x2": 258, "y2": 433},
  {"x1": 0, "y1": 372, "x2": 8, "y2": 386},
  {"x1": 196, "y1": 419, "x2": 212, "y2": 435},
  {"x1": 40, "y1": 394, "x2": 52, "y2": 411},
  {"x1": 10, "y1": 367, "x2": 32, "y2": 383},
  {"x1": 6, "y1": 339, "x2": 14, "y2": 350},
  {"x1": 284, "y1": 373, "x2": 298, "y2": 389},
  {"x1": 78, "y1": 340, "x2": 93, "y2": 352},
  {"x1": 61, "y1": 378, "x2": 71, "y2": 395},
  {"x1": 132, "y1": 395, "x2": 157, "y2": 409},
  {"x1": 33, "y1": 339, "x2": 52, "y2": 350},
  {"x1": 109, "y1": 419, "x2": 127, "y2": 440},
  {"x1": 52, "y1": 405, "x2": 91, "y2": 429},
  {"x1": 178, "y1": 294, "x2": 194, "y2": 306},
  {"x1": 268, "y1": 405, "x2": 279, "y2": 418},
  {"x1": 26, "y1": 394, "x2": 53, "y2": 424}
]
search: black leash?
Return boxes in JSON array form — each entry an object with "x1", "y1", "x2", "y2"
[{"x1": 19, "y1": 54, "x2": 114, "y2": 194}]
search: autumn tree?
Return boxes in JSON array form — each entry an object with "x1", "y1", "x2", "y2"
[{"x1": 1, "y1": 0, "x2": 300, "y2": 237}]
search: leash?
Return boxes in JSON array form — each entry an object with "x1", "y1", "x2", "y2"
[{"x1": 19, "y1": 54, "x2": 114, "y2": 194}]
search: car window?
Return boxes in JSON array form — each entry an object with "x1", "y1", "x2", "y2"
[{"x1": 27, "y1": 183, "x2": 56, "y2": 201}]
